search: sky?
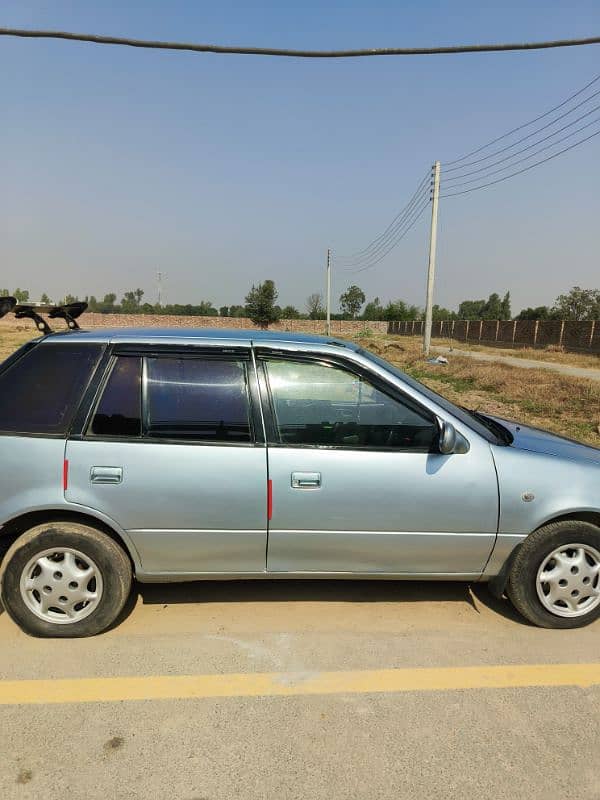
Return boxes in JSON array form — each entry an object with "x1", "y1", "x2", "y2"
[{"x1": 1, "y1": 0, "x2": 599, "y2": 315}]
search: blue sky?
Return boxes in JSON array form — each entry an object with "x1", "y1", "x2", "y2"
[{"x1": 1, "y1": 0, "x2": 599, "y2": 314}]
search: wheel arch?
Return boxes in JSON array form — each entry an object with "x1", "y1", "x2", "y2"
[
  {"x1": 0, "y1": 508, "x2": 141, "y2": 574},
  {"x1": 488, "y1": 510, "x2": 600, "y2": 599}
]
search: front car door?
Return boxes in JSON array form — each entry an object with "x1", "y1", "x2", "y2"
[
  {"x1": 259, "y1": 346, "x2": 499, "y2": 577},
  {"x1": 65, "y1": 344, "x2": 268, "y2": 576}
]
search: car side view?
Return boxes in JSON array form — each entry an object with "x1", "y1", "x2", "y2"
[{"x1": 0, "y1": 306, "x2": 599, "y2": 636}]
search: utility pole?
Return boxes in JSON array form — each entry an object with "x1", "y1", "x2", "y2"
[
  {"x1": 157, "y1": 271, "x2": 164, "y2": 307},
  {"x1": 423, "y1": 160, "x2": 441, "y2": 355},
  {"x1": 326, "y1": 248, "x2": 331, "y2": 336}
]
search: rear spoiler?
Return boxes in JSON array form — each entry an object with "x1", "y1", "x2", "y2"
[{"x1": 0, "y1": 297, "x2": 88, "y2": 335}]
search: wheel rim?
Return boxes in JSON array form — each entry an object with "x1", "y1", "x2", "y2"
[
  {"x1": 19, "y1": 547, "x2": 104, "y2": 625},
  {"x1": 536, "y1": 542, "x2": 600, "y2": 619}
]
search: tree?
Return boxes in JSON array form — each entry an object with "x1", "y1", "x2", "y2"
[
  {"x1": 500, "y1": 291, "x2": 511, "y2": 320},
  {"x1": 245, "y1": 280, "x2": 280, "y2": 329},
  {"x1": 383, "y1": 300, "x2": 420, "y2": 321},
  {"x1": 362, "y1": 297, "x2": 384, "y2": 321},
  {"x1": 552, "y1": 286, "x2": 600, "y2": 321},
  {"x1": 457, "y1": 299, "x2": 486, "y2": 320},
  {"x1": 432, "y1": 304, "x2": 456, "y2": 321},
  {"x1": 282, "y1": 305, "x2": 300, "y2": 319},
  {"x1": 13, "y1": 288, "x2": 29, "y2": 303},
  {"x1": 121, "y1": 291, "x2": 141, "y2": 313},
  {"x1": 219, "y1": 306, "x2": 230, "y2": 317},
  {"x1": 306, "y1": 293, "x2": 325, "y2": 320},
  {"x1": 516, "y1": 306, "x2": 555, "y2": 320},
  {"x1": 100, "y1": 293, "x2": 117, "y2": 313},
  {"x1": 229, "y1": 304, "x2": 246, "y2": 317},
  {"x1": 339, "y1": 285, "x2": 366, "y2": 319},
  {"x1": 40, "y1": 293, "x2": 52, "y2": 305}
]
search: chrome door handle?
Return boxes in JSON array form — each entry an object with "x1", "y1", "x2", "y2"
[
  {"x1": 90, "y1": 466, "x2": 123, "y2": 485},
  {"x1": 291, "y1": 472, "x2": 321, "y2": 489}
]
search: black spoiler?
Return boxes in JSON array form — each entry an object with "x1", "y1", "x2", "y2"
[{"x1": 0, "y1": 297, "x2": 88, "y2": 334}]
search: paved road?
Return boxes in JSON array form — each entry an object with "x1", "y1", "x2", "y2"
[
  {"x1": 432, "y1": 345, "x2": 600, "y2": 382},
  {"x1": 1, "y1": 580, "x2": 599, "y2": 800}
]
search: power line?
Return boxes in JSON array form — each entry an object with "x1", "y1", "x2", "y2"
[
  {"x1": 440, "y1": 126, "x2": 600, "y2": 197},
  {"x1": 346, "y1": 199, "x2": 431, "y2": 274},
  {"x1": 443, "y1": 70, "x2": 600, "y2": 166},
  {"x1": 336, "y1": 171, "x2": 430, "y2": 262},
  {"x1": 338, "y1": 186, "x2": 429, "y2": 269},
  {"x1": 442, "y1": 105, "x2": 600, "y2": 186},
  {"x1": 2, "y1": 27, "x2": 600, "y2": 58},
  {"x1": 444, "y1": 85, "x2": 600, "y2": 174}
]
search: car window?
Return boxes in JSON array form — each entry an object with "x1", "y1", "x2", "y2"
[
  {"x1": 264, "y1": 358, "x2": 436, "y2": 450},
  {"x1": 0, "y1": 342, "x2": 102, "y2": 435},
  {"x1": 90, "y1": 356, "x2": 142, "y2": 437},
  {"x1": 145, "y1": 357, "x2": 252, "y2": 442}
]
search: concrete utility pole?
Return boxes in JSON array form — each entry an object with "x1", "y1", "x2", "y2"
[
  {"x1": 423, "y1": 160, "x2": 441, "y2": 355},
  {"x1": 157, "y1": 271, "x2": 164, "y2": 306},
  {"x1": 326, "y1": 248, "x2": 332, "y2": 336}
]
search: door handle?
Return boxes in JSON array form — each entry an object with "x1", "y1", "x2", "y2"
[
  {"x1": 90, "y1": 466, "x2": 123, "y2": 485},
  {"x1": 291, "y1": 472, "x2": 321, "y2": 489}
]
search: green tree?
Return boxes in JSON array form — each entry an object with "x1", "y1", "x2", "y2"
[
  {"x1": 13, "y1": 288, "x2": 29, "y2": 303},
  {"x1": 457, "y1": 299, "x2": 486, "y2": 320},
  {"x1": 219, "y1": 306, "x2": 230, "y2": 317},
  {"x1": 121, "y1": 291, "x2": 141, "y2": 312},
  {"x1": 245, "y1": 280, "x2": 280, "y2": 329},
  {"x1": 362, "y1": 297, "x2": 384, "y2": 321},
  {"x1": 282, "y1": 305, "x2": 300, "y2": 319},
  {"x1": 383, "y1": 300, "x2": 420, "y2": 321},
  {"x1": 306, "y1": 293, "x2": 325, "y2": 320},
  {"x1": 499, "y1": 291, "x2": 512, "y2": 320},
  {"x1": 432, "y1": 304, "x2": 456, "y2": 321},
  {"x1": 552, "y1": 286, "x2": 600, "y2": 320},
  {"x1": 40, "y1": 293, "x2": 52, "y2": 305},
  {"x1": 516, "y1": 306, "x2": 556, "y2": 320},
  {"x1": 229, "y1": 304, "x2": 246, "y2": 317},
  {"x1": 100, "y1": 293, "x2": 117, "y2": 312},
  {"x1": 339, "y1": 285, "x2": 366, "y2": 319}
]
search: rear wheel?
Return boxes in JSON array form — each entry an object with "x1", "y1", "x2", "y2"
[
  {"x1": 507, "y1": 520, "x2": 600, "y2": 629},
  {"x1": 0, "y1": 522, "x2": 132, "y2": 637}
]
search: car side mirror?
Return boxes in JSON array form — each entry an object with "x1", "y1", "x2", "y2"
[{"x1": 438, "y1": 420, "x2": 457, "y2": 455}]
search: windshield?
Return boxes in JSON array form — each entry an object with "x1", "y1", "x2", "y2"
[{"x1": 356, "y1": 347, "x2": 501, "y2": 444}]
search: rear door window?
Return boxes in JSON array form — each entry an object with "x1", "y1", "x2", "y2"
[
  {"x1": 90, "y1": 356, "x2": 142, "y2": 437},
  {"x1": 145, "y1": 357, "x2": 251, "y2": 442},
  {"x1": 0, "y1": 342, "x2": 102, "y2": 435}
]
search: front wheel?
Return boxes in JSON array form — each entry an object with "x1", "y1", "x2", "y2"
[
  {"x1": 0, "y1": 522, "x2": 132, "y2": 637},
  {"x1": 507, "y1": 520, "x2": 600, "y2": 629}
]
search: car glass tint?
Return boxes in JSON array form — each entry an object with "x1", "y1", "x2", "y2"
[
  {"x1": 90, "y1": 356, "x2": 142, "y2": 437},
  {"x1": 265, "y1": 359, "x2": 436, "y2": 449},
  {"x1": 146, "y1": 358, "x2": 251, "y2": 442},
  {"x1": 0, "y1": 342, "x2": 102, "y2": 435}
]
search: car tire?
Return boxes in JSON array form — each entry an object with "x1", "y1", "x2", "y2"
[
  {"x1": 507, "y1": 520, "x2": 600, "y2": 629},
  {"x1": 0, "y1": 521, "x2": 132, "y2": 638}
]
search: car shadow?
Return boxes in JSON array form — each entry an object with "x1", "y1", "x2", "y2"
[{"x1": 134, "y1": 578, "x2": 530, "y2": 626}]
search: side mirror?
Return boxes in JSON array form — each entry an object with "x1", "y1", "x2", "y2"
[{"x1": 438, "y1": 420, "x2": 457, "y2": 455}]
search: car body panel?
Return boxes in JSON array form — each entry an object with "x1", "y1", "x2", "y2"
[
  {"x1": 267, "y1": 445, "x2": 498, "y2": 574},
  {"x1": 64, "y1": 439, "x2": 268, "y2": 573}
]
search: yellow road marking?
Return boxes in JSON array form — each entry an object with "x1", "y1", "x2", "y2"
[{"x1": 1, "y1": 663, "x2": 599, "y2": 706}]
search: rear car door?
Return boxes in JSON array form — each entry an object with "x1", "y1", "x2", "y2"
[
  {"x1": 259, "y1": 351, "x2": 498, "y2": 576},
  {"x1": 65, "y1": 345, "x2": 268, "y2": 576}
]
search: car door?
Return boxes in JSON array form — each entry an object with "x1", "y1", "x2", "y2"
[
  {"x1": 65, "y1": 346, "x2": 268, "y2": 575},
  {"x1": 259, "y1": 351, "x2": 498, "y2": 576}
]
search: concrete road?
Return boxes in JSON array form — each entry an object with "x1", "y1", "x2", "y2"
[
  {"x1": 432, "y1": 345, "x2": 600, "y2": 382},
  {"x1": 1, "y1": 580, "x2": 599, "y2": 800}
]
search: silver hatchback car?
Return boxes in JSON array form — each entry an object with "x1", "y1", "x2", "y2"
[{"x1": 1, "y1": 326, "x2": 599, "y2": 636}]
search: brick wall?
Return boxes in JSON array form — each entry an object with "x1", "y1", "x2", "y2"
[
  {"x1": 391, "y1": 319, "x2": 600, "y2": 354},
  {"x1": 0, "y1": 313, "x2": 388, "y2": 337}
]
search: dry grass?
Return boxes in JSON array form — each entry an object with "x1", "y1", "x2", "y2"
[
  {"x1": 0, "y1": 326, "x2": 36, "y2": 361},
  {"x1": 353, "y1": 334, "x2": 600, "y2": 447},
  {"x1": 431, "y1": 337, "x2": 600, "y2": 369}
]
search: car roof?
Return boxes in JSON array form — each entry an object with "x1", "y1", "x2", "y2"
[{"x1": 41, "y1": 327, "x2": 358, "y2": 349}]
